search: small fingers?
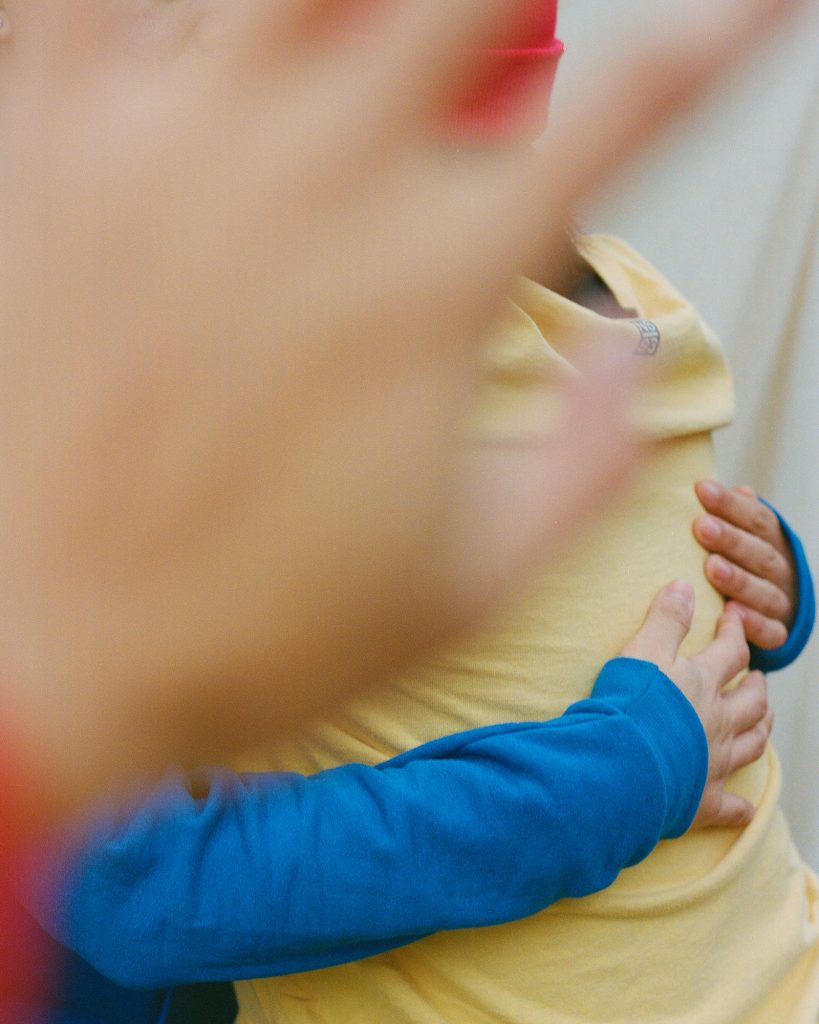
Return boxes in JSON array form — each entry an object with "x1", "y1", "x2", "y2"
[
  {"x1": 693, "y1": 514, "x2": 791, "y2": 588},
  {"x1": 728, "y1": 707, "x2": 774, "y2": 775},
  {"x1": 722, "y1": 670, "x2": 768, "y2": 735},
  {"x1": 691, "y1": 608, "x2": 750, "y2": 688},
  {"x1": 695, "y1": 481, "x2": 781, "y2": 547},
  {"x1": 620, "y1": 581, "x2": 694, "y2": 667},
  {"x1": 727, "y1": 602, "x2": 788, "y2": 650},
  {"x1": 705, "y1": 554, "x2": 792, "y2": 623}
]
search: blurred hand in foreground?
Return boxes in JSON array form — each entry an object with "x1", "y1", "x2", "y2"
[{"x1": 0, "y1": 0, "x2": 803, "y2": 804}]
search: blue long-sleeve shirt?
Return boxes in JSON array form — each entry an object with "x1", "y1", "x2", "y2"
[
  {"x1": 29, "y1": 508, "x2": 814, "y2": 1024},
  {"x1": 31, "y1": 659, "x2": 704, "y2": 1023}
]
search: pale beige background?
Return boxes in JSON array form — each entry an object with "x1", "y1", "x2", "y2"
[{"x1": 553, "y1": 0, "x2": 818, "y2": 868}]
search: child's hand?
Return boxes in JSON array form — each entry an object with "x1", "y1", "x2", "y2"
[
  {"x1": 621, "y1": 581, "x2": 770, "y2": 829},
  {"x1": 693, "y1": 481, "x2": 797, "y2": 650}
]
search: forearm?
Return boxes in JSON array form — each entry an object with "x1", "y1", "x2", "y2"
[{"x1": 32, "y1": 659, "x2": 705, "y2": 988}]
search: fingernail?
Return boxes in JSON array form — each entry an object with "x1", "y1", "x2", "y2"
[
  {"x1": 709, "y1": 555, "x2": 730, "y2": 582},
  {"x1": 699, "y1": 480, "x2": 721, "y2": 502},
  {"x1": 668, "y1": 580, "x2": 694, "y2": 614},
  {"x1": 698, "y1": 516, "x2": 720, "y2": 542}
]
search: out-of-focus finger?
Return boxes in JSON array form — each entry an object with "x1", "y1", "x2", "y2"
[
  {"x1": 705, "y1": 555, "x2": 792, "y2": 623},
  {"x1": 696, "y1": 480, "x2": 782, "y2": 547},
  {"x1": 230, "y1": 0, "x2": 514, "y2": 117},
  {"x1": 448, "y1": 348, "x2": 641, "y2": 615},
  {"x1": 723, "y1": 670, "x2": 768, "y2": 734},
  {"x1": 370, "y1": 0, "x2": 533, "y2": 130},
  {"x1": 693, "y1": 515, "x2": 791, "y2": 587},
  {"x1": 727, "y1": 602, "x2": 788, "y2": 650},
  {"x1": 728, "y1": 708, "x2": 774, "y2": 774},
  {"x1": 691, "y1": 608, "x2": 750, "y2": 689},
  {"x1": 218, "y1": 0, "x2": 331, "y2": 60},
  {"x1": 515, "y1": 0, "x2": 806, "y2": 286},
  {"x1": 341, "y1": 0, "x2": 809, "y2": 317},
  {"x1": 620, "y1": 581, "x2": 695, "y2": 667},
  {"x1": 30, "y1": 0, "x2": 132, "y2": 83}
]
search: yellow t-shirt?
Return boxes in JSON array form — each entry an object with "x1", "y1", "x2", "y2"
[{"x1": 235, "y1": 236, "x2": 819, "y2": 1024}]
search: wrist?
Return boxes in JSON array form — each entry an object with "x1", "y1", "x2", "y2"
[{"x1": 593, "y1": 658, "x2": 708, "y2": 839}]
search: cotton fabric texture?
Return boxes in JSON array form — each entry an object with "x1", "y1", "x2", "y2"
[{"x1": 233, "y1": 235, "x2": 819, "y2": 1024}]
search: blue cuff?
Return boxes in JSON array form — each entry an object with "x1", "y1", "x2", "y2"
[
  {"x1": 591, "y1": 658, "x2": 708, "y2": 839},
  {"x1": 748, "y1": 500, "x2": 815, "y2": 673}
]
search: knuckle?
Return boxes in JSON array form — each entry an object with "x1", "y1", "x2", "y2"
[
  {"x1": 722, "y1": 525, "x2": 741, "y2": 556},
  {"x1": 751, "y1": 508, "x2": 770, "y2": 537},
  {"x1": 723, "y1": 493, "x2": 744, "y2": 522},
  {"x1": 669, "y1": 605, "x2": 691, "y2": 631},
  {"x1": 660, "y1": 590, "x2": 692, "y2": 632},
  {"x1": 731, "y1": 569, "x2": 748, "y2": 596},
  {"x1": 752, "y1": 729, "x2": 768, "y2": 761},
  {"x1": 752, "y1": 690, "x2": 768, "y2": 720},
  {"x1": 766, "y1": 588, "x2": 791, "y2": 622},
  {"x1": 761, "y1": 548, "x2": 780, "y2": 577}
]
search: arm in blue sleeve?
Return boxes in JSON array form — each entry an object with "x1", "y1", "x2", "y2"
[
  {"x1": 749, "y1": 501, "x2": 815, "y2": 673},
  {"x1": 35, "y1": 659, "x2": 705, "y2": 990}
]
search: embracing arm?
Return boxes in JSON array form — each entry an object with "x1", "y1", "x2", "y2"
[
  {"x1": 35, "y1": 658, "x2": 703, "y2": 989},
  {"x1": 32, "y1": 584, "x2": 765, "y2": 990}
]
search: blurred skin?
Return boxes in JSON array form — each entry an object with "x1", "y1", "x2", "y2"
[{"x1": 0, "y1": 0, "x2": 806, "y2": 814}]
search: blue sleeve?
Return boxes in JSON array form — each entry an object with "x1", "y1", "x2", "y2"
[
  {"x1": 748, "y1": 501, "x2": 815, "y2": 673},
  {"x1": 34, "y1": 659, "x2": 705, "y2": 990}
]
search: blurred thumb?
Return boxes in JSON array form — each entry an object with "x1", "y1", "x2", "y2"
[{"x1": 621, "y1": 581, "x2": 695, "y2": 666}]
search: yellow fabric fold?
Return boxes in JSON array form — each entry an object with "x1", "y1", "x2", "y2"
[{"x1": 235, "y1": 235, "x2": 818, "y2": 1024}]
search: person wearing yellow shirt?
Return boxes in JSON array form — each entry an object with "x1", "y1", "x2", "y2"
[
  {"x1": 10, "y1": 2, "x2": 816, "y2": 1023},
  {"x1": 224, "y1": 234, "x2": 817, "y2": 1024}
]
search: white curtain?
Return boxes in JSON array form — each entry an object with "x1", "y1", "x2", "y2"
[{"x1": 553, "y1": 0, "x2": 819, "y2": 868}]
